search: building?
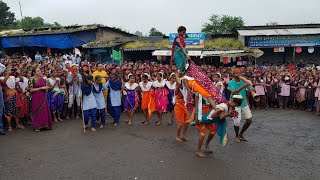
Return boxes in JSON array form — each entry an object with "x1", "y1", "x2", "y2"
[
  {"x1": 0, "y1": 24, "x2": 135, "y2": 58},
  {"x1": 236, "y1": 24, "x2": 320, "y2": 65}
]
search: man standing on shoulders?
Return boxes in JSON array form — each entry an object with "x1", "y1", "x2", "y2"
[{"x1": 228, "y1": 68, "x2": 253, "y2": 143}]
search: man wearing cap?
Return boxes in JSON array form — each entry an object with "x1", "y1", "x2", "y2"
[{"x1": 228, "y1": 68, "x2": 253, "y2": 143}]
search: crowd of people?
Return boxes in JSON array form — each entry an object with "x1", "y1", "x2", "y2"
[
  {"x1": 0, "y1": 51, "x2": 319, "y2": 156},
  {"x1": 1, "y1": 27, "x2": 319, "y2": 159}
]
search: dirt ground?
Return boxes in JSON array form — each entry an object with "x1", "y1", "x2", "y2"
[{"x1": 0, "y1": 108, "x2": 319, "y2": 180}]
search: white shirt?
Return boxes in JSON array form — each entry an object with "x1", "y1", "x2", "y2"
[
  {"x1": 93, "y1": 84, "x2": 107, "y2": 109},
  {"x1": 48, "y1": 78, "x2": 60, "y2": 91},
  {"x1": 83, "y1": 90, "x2": 97, "y2": 110}
]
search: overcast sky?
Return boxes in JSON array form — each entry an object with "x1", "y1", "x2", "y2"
[{"x1": 3, "y1": 0, "x2": 320, "y2": 35}]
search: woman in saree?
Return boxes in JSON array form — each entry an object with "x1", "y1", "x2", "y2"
[
  {"x1": 153, "y1": 72, "x2": 169, "y2": 125},
  {"x1": 29, "y1": 67, "x2": 53, "y2": 132},
  {"x1": 139, "y1": 73, "x2": 155, "y2": 125},
  {"x1": 1, "y1": 68, "x2": 24, "y2": 131},
  {"x1": 123, "y1": 74, "x2": 140, "y2": 125},
  {"x1": 170, "y1": 26, "x2": 191, "y2": 73}
]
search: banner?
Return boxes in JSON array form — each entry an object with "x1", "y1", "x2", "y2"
[
  {"x1": 112, "y1": 50, "x2": 122, "y2": 61},
  {"x1": 169, "y1": 33, "x2": 206, "y2": 48},
  {"x1": 248, "y1": 35, "x2": 320, "y2": 48}
]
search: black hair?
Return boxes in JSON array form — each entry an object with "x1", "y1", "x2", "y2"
[
  {"x1": 95, "y1": 75, "x2": 102, "y2": 80},
  {"x1": 177, "y1": 26, "x2": 186, "y2": 33},
  {"x1": 84, "y1": 75, "x2": 93, "y2": 84},
  {"x1": 233, "y1": 98, "x2": 243, "y2": 107},
  {"x1": 141, "y1": 74, "x2": 148, "y2": 80}
]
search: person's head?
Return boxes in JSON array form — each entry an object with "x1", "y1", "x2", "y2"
[
  {"x1": 169, "y1": 73, "x2": 176, "y2": 82},
  {"x1": 141, "y1": 74, "x2": 149, "y2": 83},
  {"x1": 128, "y1": 74, "x2": 135, "y2": 83},
  {"x1": 97, "y1": 63, "x2": 103, "y2": 71},
  {"x1": 95, "y1": 75, "x2": 102, "y2": 84},
  {"x1": 110, "y1": 72, "x2": 118, "y2": 81},
  {"x1": 177, "y1": 26, "x2": 187, "y2": 37},
  {"x1": 156, "y1": 72, "x2": 163, "y2": 81},
  {"x1": 83, "y1": 75, "x2": 93, "y2": 85},
  {"x1": 308, "y1": 75, "x2": 315, "y2": 82},
  {"x1": 32, "y1": 67, "x2": 42, "y2": 77},
  {"x1": 82, "y1": 64, "x2": 89, "y2": 72},
  {"x1": 212, "y1": 73, "x2": 221, "y2": 82},
  {"x1": 91, "y1": 65, "x2": 97, "y2": 72},
  {"x1": 231, "y1": 94, "x2": 244, "y2": 107},
  {"x1": 26, "y1": 70, "x2": 32, "y2": 78},
  {"x1": 51, "y1": 69, "x2": 57, "y2": 78},
  {"x1": 232, "y1": 68, "x2": 242, "y2": 79}
]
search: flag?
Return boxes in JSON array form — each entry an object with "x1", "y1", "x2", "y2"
[{"x1": 112, "y1": 50, "x2": 122, "y2": 61}]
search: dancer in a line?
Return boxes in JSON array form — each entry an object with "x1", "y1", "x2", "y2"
[
  {"x1": 153, "y1": 72, "x2": 169, "y2": 125},
  {"x1": 93, "y1": 75, "x2": 107, "y2": 129},
  {"x1": 166, "y1": 73, "x2": 177, "y2": 125},
  {"x1": 81, "y1": 75, "x2": 97, "y2": 131},
  {"x1": 174, "y1": 82, "x2": 190, "y2": 142},
  {"x1": 123, "y1": 74, "x2": 139, "y2": 125},
  {"x1": 139, "y1": 73, "x2": 155, "y2": 125}
]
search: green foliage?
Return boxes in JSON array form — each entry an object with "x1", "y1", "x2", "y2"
[
  {"x1": 202, "y1": 14, "x2": 244, "y2": 34},
  {"x1": 124, "y1": 40, "x2": 170, "y2": 49},
  {"x1": 204, "y1": 38, "x2": 244, "y2": 50},
  {"x1": 149, "y1": 28, "x2": 165, "y2": 37},
  {"x1": 0, "y1": 1, "x2": 16, "y2": 30}
]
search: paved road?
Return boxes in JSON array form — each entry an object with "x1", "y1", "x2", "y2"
[{"x1": 0, "y1": 109, "x2": 320, "y2": 180}]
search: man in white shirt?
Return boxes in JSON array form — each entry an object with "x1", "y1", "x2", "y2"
[{"x1": 35, "y1": 52, "x2": 42, "y2": 63}]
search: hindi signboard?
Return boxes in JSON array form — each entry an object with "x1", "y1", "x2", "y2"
[
  {"x1": 169, "y1": 33, "x2": 206, "y2": 48},
  {"x1": 248, "y1": 35, "x2": 320, "y2": 48}
]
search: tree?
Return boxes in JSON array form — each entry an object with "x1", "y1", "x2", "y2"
[
  {"x1": 19, "y1": 16, "x2": 45, "y2": 29},
  {"x1": 266, "y1": 21, "x2": 279, "y2": 26},
  {"x1": 202, "y1": 14, "x2": 245, "y2": 34},
  {"x1": 135, "y1": 31, "x2": 143, "y2": 37},
  {"x1": 149, "y1": 28, "x2": 165, "y2": 37},
  {"x1": 0, "y1": 1, "x2": 16, "y2": 30}
]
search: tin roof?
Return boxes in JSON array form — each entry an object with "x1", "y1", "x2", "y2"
[{"x1": 0, "y1": 24, "x2": 135, "y2": 37}]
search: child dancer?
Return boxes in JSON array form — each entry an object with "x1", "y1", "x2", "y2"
[
  {"x1": 123, "y1": 74, "x2": 140, "y2": 125},
  {"x1": 81, "y1": 75, "x2": 97, "y2": 131},
  {"x1": 139, "y1": 73, "x2": 155, "y2": 125},
  {"x1": 93, "y1": 75, "x2": 107, "y2": 128},
  {"x1": 174, "y1": 82, "x2": 190, "y2": 142},
  {"x1": 48, "y1": 70, "x2": 64, "y2": 122},
  {"x1": 153, "y1": 72, "x2": 169, "y2": 125},
  {"x1": 166, "y1": 73, "x2": 177, "y2": 125},
  {"x1": 106, "y1": 72, "x2": 123, "y2": 127}
]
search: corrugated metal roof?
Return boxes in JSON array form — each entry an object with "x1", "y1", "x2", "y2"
[
  {"x1": 0, "y1": 24, "x2": 135, "y2": 37},
  {"x1": 238, "y1": 28, "x2": 320, "y2": 36},
  {"x1": 124, "y1": 47, "x2": 159, "y2": 51}
]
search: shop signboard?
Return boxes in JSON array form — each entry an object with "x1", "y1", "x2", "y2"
[
  {"x1": 248, "y1": 35, "x2": 320, "y2": 48},
  {"x1": 169, "y1": 33, "x2": 206, "y2": 48}
]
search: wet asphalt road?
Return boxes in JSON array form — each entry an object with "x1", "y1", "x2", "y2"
[{"x1": 0, "y1": 108, "x2": 320, "y2": 180}]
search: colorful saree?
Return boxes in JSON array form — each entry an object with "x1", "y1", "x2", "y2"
[{"x1": 29, "y1": 77, "x2": 53, "y2": 129}]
